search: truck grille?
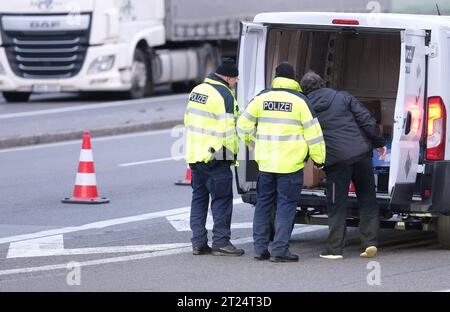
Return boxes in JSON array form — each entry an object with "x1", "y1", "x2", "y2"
[{"x1": 1, "y1": 15, "x2": 90, "y2": 79}]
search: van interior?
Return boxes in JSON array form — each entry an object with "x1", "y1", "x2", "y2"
[{"x1": 253, "y1": 26, "x2": 406, "y2": 195}]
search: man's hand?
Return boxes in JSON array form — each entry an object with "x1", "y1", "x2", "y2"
[{"x1": 376, "y1": 146, "x2": 387, "y2": 161}]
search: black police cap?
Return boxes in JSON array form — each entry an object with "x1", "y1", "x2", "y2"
[{"x1": 216, "y1": 58, "x2": 239, "y2": 78}]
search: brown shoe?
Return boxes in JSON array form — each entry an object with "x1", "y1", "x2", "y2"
[{"x1": 360, "y1": 246, "x2": 377, "y2": 258}]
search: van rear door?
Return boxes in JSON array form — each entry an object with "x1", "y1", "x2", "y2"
[
  {"x1": 389, "y1": 29, "x2": 427, "y2": 208},
  {"x1": 236, "y1": 22, "x2": 267, "y2": 193}
]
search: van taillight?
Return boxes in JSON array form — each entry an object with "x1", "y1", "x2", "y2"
[
  {"x1": 332, "y1": 19, "x2": 359, "y2": 25},
  {"x1": 426, "y1": 97, "x2": 446, "y2": 160}
]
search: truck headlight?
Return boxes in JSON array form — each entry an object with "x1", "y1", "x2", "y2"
[{"x1": 88, "y1": 55, "x2": 115, "y2": 74}]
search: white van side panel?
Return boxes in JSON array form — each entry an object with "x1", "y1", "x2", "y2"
[{"x1": 389, "y1": 29, "x2": 426, "y2": 196}]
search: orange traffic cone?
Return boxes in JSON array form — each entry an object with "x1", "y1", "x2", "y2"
[
  {"x1": 62, "y1": 131, "x2": 109, "y2": 204},
  {"x1": 175, "y1": 165, "x2": 192, "y2": 186},
  {"x1": 349, "y1": 181, "x2": 356, "y2": 193}
]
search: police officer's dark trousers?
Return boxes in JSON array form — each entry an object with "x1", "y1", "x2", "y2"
[
  {"x1": 254, "y1": 169, "x2": 303, "y2": 257},
  {"x1": 189, "y1": 161, "x2": 233, "y2": 249},
  {"x1": 324, "y1": 155, "x2": 379, "y2": 255}
]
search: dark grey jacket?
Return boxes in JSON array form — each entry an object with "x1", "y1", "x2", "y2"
[{"x1": 307, "y1": 88, "x2": 385, "y2": 168}]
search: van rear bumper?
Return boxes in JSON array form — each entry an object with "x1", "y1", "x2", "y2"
[
  {"x1": 241, "y1": 191, "x2": 391, "y2": 213},
  {"x1": 241, "y1": 160, "x2": 450, "y2": 215}
]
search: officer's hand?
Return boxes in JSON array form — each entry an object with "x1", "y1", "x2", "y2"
[
  {"x1": 376, "y1": 146, "x2": 387, "y2": 161},
  {"x1": 313, "y1": 163, "x2": 324, "y2": 170}
]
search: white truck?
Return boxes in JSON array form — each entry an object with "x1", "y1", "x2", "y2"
[
  {"x1": 0, "y1": 0, "x2": 217, "y2": 102},
  {"x1": 0, "y1": 0, "x2": 401, "y2": 102},
  {"x1": 0, "y1": 0, "x2": 290, "y2": 102},
  {"x1": 236, "y1": 12, "x2": 450, "y2": 249}
]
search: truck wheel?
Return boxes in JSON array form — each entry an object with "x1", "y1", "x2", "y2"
[
  {"x1": 2, "y1": 92, "x2": 31, "y2": 103},
  {"x1": 125, "y1": 48, "x2": 151, "y2": 99},
  {"x1": 437, "y1": 215, "x2": 450, "y2": 249},
  {"x1": 172, "y1": 81, "x2": 196, "y2": 93},
  {"x1": 172, "y1": 44, "x2": 218, "y2": 93}
]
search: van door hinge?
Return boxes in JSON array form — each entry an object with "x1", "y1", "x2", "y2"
[{"x1": 425, "y1": 43, "x2": 437, "y2": 58}]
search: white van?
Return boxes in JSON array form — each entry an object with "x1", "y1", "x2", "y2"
[{"x1": 236, "y1": 12, "x2": 450, "y2": 249}]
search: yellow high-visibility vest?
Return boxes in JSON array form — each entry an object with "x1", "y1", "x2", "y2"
[
  {"x1": 237, "y1": 77, "x2": 326, "y2": 173},
  {"x1": 184, "y1": 74, "x2": 238, "y2": 164}
]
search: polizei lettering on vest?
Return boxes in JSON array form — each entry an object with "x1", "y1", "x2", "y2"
[
  {"x1": 263, "y1": 101, "x2": 292, "y2": 112},
  {"x1": 190, "y1": 92, "x2": 209, "y2": 104}
]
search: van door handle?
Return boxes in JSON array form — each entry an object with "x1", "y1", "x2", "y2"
[{"x1": 404, "y1": 111, "x2": 412, "y2": 135}]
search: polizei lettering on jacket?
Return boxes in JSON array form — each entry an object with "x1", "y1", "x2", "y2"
[
  {"x1": 263, "y1": 101, "x2": 292, "y2": 112},
  {"x1": 190, "y1": 92, "x2": 209, "y2": 104}
]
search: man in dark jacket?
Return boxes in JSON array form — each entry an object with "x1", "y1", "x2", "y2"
[{"x1": 300, "y1": 71, "x2": 386, "y2": 260}]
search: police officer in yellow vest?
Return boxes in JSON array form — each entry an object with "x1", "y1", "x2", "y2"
[
  {"x1": 185, "y1": 59, "x2": 244, "y2": 257},
  {"x1": 237, "y1": 63, "x2": 326, "y2": 262}
]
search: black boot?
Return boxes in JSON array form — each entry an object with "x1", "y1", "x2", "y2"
[{"x1": 212, "y1": 243, "x2": 244, "y2": 256}]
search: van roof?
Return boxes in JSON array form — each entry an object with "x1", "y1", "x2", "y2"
[{"x1": 254, "y1": 12, "x2": 450, "y2": 30}]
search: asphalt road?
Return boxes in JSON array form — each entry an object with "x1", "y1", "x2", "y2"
[{"x1": 0, "y1": 129, "x2": 449, "y2": 292}]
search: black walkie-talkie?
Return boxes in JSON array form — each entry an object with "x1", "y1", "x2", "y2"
[{"x1": 208, "y1": 147, "x2": 218, "y2": 169}]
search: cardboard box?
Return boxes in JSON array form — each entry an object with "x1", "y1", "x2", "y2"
[{"x1": 303, "y1": 159, "x2": 326, "y2": 188}]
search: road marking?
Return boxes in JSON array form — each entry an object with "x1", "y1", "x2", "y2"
[
  {"x1": 119, "y1": 156, "x2": 185, "y2": 167},
  {"x1": 0, "y1": 247, "x2": 193, "y2": 276},
  {"x1": 167, "y1": 211, "x2": 252, "y2": 232},
  {"x1": 7, "y1": 234, "x2": 191, "y2": 258},
  {"x1": 0, "y1": 94, "x2": 187, "y2": 120},
  {"x1": 0, "y1": 198, "x2": 244, "y2": 245},
  {"x1": 0, "y1": 207, "x2": 190, "y2": 245},
  {"x1": 0, "y1": 225, "x2": 325, "y2": 276},
  {"x1": 0, "y1": 129, "x2": 173, "y2": 154}
]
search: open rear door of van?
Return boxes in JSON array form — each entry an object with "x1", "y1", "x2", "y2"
[
  {"x1": 389, "y1": 29, "x2": 427, "y2": 209},
  {"x1": 236, "y1": 22, "x2": 267, "y2": 193}
]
